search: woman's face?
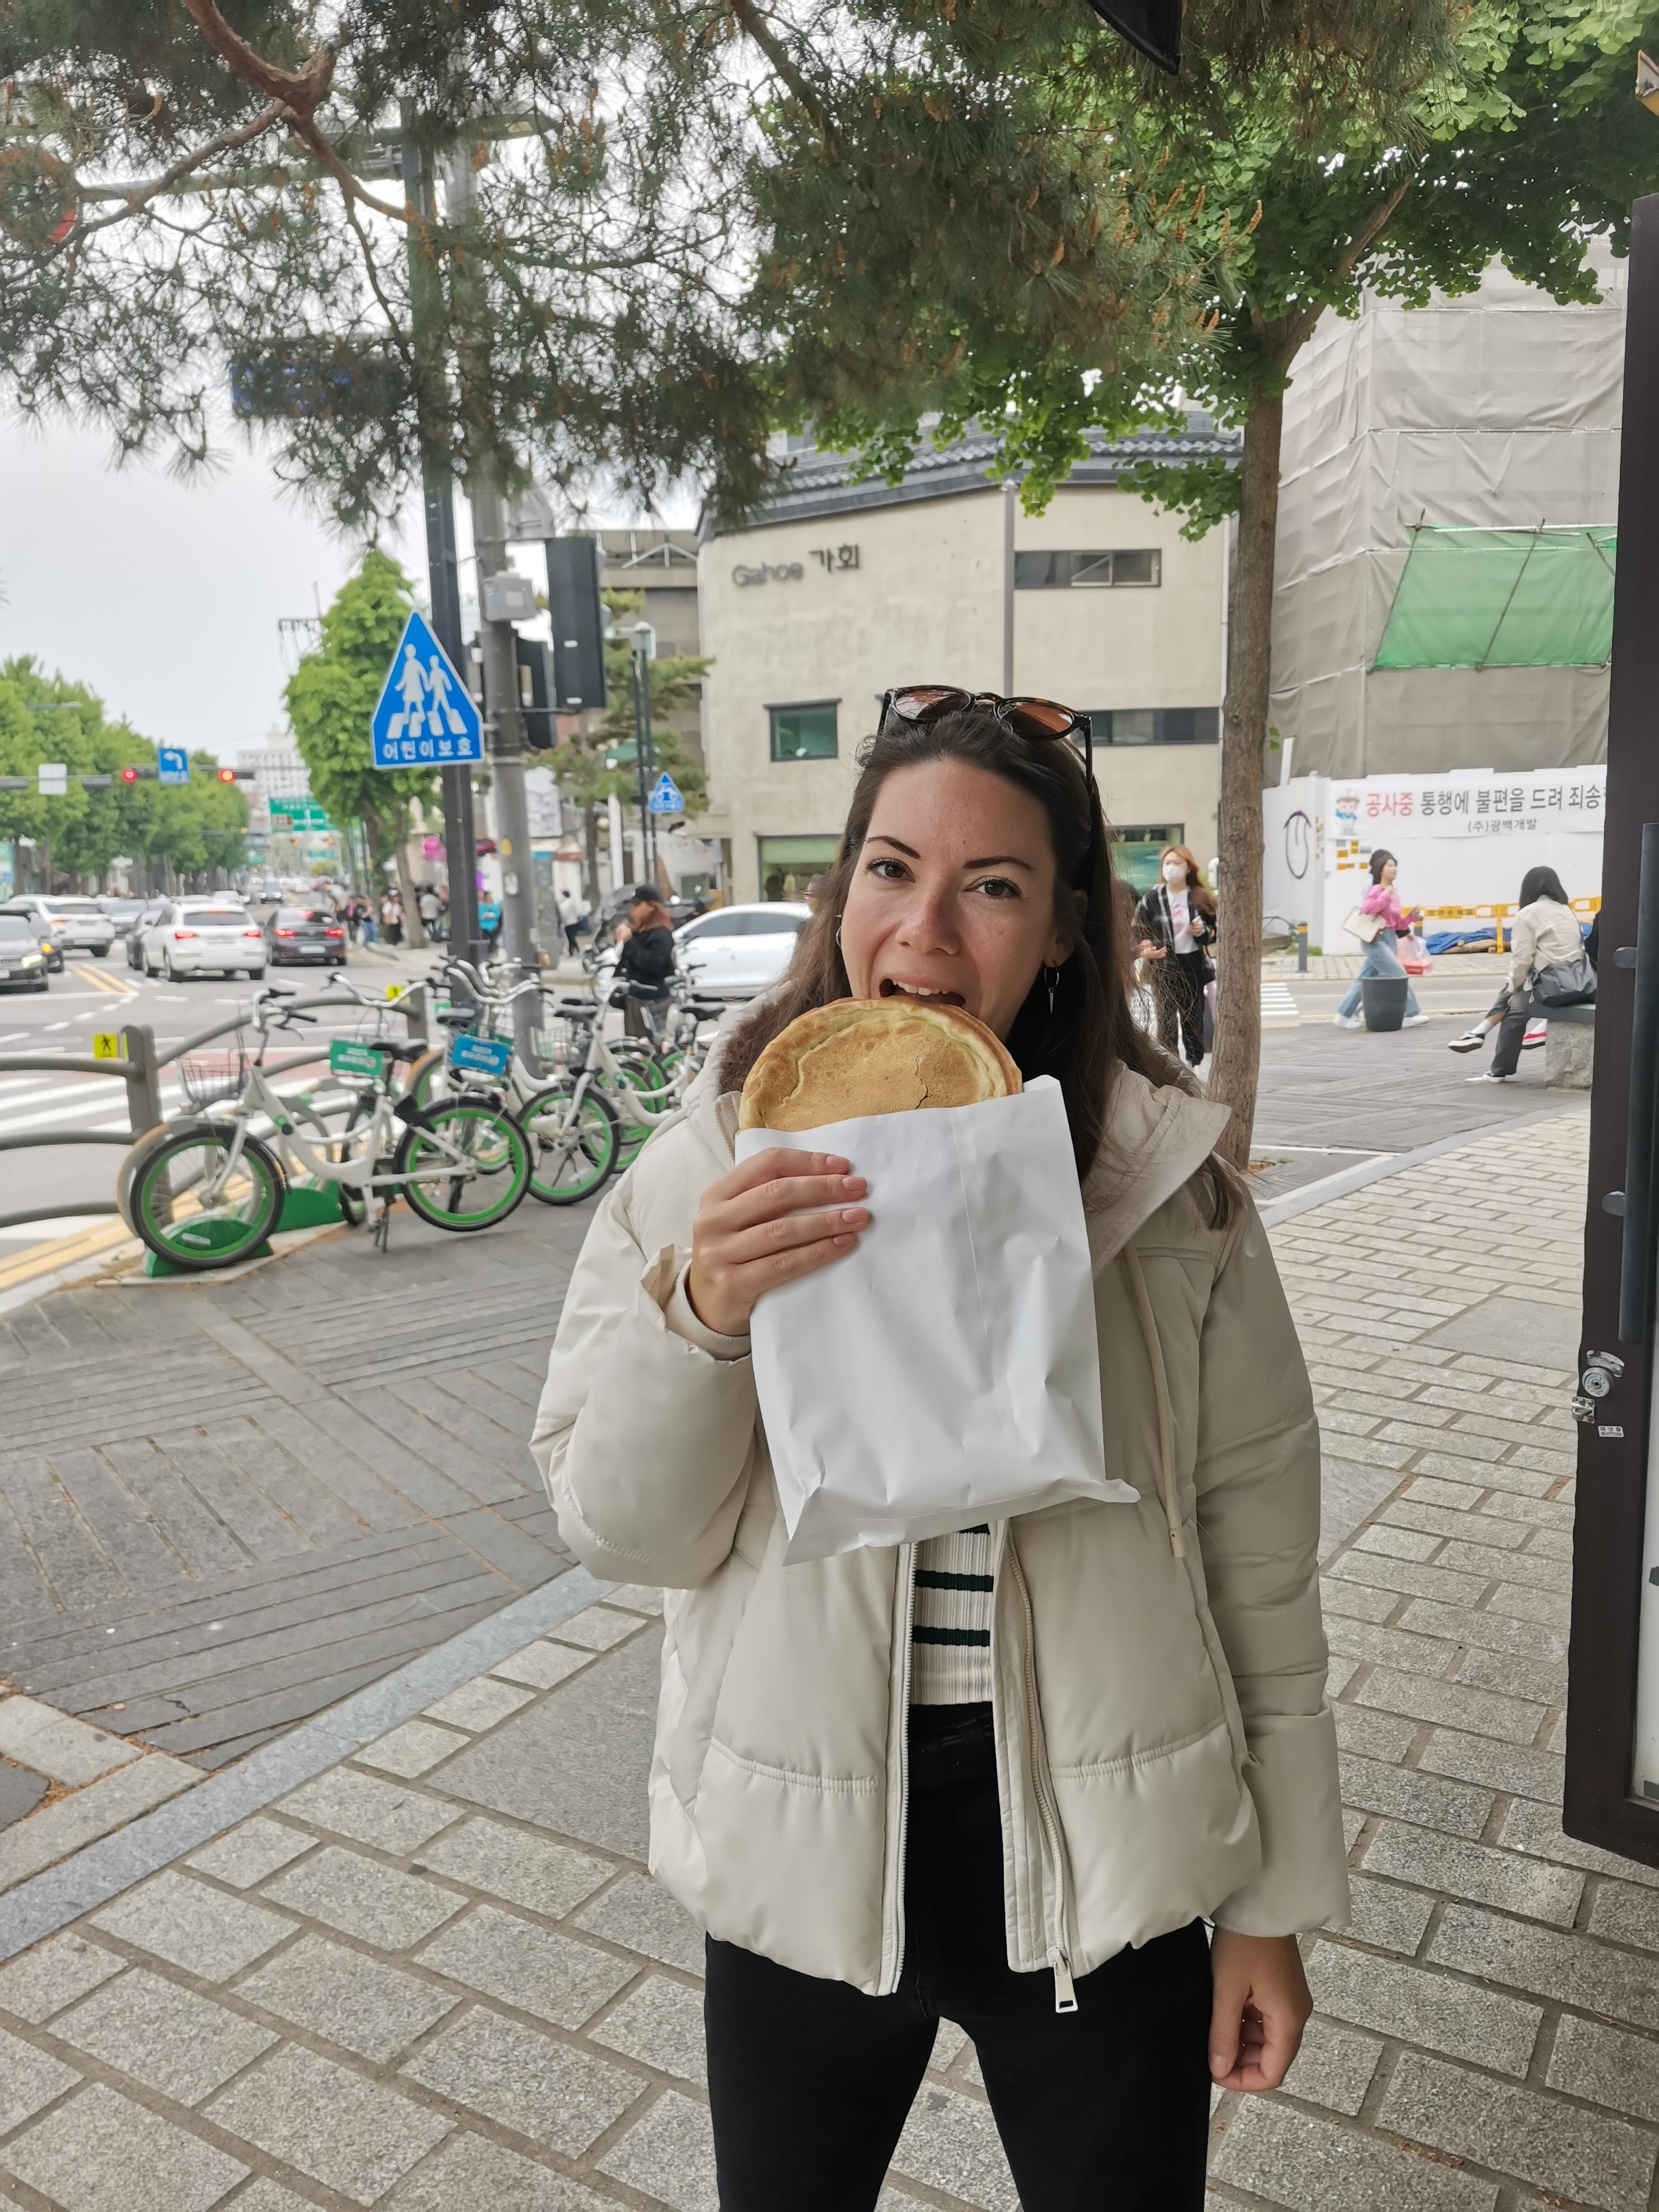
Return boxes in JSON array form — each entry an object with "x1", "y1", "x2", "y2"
[
  {"x1": 1380, "y1": 857, "x2": 1397, "y2": 887},
  {"x1": 838, "y1": 760, "x2": 1072, "y2": 1041},
  {"x1": 1161, "y1": 852, "x2": 1188, "y2": 888}
]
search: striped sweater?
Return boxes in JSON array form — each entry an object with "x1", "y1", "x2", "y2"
[{"x1": 911, "y1": 1524, "x2": 994, "y2": 1705}]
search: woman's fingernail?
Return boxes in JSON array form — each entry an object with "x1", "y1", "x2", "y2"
[
  {"x1": 832, "y1": 1232, "x2": 856, "y2": 1248},
  {"x1": 842, "y1": 1208, "x2": 868, "y2": 1225},
  {"x1": 842, "y1": 1176, "x2": 866, "y2": 1194},
  {"x1": 824, "y1": 1155, "x2": 849, "y2": 1172}
]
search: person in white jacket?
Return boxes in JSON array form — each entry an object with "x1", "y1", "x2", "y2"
[
  {"x1": 533, "y1": 690, "x2": 1347, "y2": 2210},
  {"x1": 1451, "y1": 866, "x2": 1592, "y2": 1079}
]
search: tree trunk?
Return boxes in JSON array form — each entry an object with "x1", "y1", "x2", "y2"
[
  {"x1": 390, "y1": 811, "x2": 427, "y2": 948},
  {"x1": 1208, "y1": 383, "x2": 1285, "y2": 1172},
  {"x1": 583, "y1": 801, "x2": 602, "y2": 911}
]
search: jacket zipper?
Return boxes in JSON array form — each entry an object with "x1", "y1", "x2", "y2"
[
  {"x1": 880, "y1": 1541, "x2": 917, "y2": 1997},
  {"x1": 1004, "y1": 1531, "x2": 1078, "y2": 2013}
]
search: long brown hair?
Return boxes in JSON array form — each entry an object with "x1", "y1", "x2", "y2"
[
  {"x1": 1162, "y1": 843, "x2": 1216, "y2": 918},
  {"x1": 722, "y1": 707, "x2": 1236, "y2": 1220}
]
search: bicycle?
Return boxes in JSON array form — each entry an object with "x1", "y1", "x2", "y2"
[{"x1": 121, "y1": 986, "x2": 532, "y2": 1270}]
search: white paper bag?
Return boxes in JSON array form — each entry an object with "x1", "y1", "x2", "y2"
[{"x1": 735, "y1": 1074, "x2": 1135, "y2": 1564}]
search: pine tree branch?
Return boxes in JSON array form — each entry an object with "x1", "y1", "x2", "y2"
[
  {"x1": 71, "y1": 100, "x2": 290, "y2": 242},
  {"x1": 181, "y1": 0, "x2": 421, "y2": 232},
  {"x1": 726, "y1": 0, "x2": 839, "y2": 155}
]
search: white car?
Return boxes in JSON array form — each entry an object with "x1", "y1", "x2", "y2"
[
  {"x1": 10, "y1": 895, "x2": 114, "y2": 957},
  {"x1": 139, "y1": 899, "x2": 267, "y2": 980},
  {"x1": 674, "y1": 901, "x2": 811, "y2": 999}
]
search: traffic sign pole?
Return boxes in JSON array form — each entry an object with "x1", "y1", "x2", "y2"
[{"x1": 402, "y1": 123, "x2": 479, "y2": 971}]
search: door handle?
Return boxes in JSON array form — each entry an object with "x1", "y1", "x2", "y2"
[{"x1": 1616, "y1": 822, "x2": 1659, "y2": 1342}]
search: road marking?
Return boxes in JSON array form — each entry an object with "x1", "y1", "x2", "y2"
[
  {"x1": 1261, "y1": 982, "x2": 1300, "y2": 1027},
  {"x1": 0, "y1": 1217, "x2": 136, "y2": 1296},
  {"x1": 71, "y1": 963, "x2": 138, "y2": 998}
]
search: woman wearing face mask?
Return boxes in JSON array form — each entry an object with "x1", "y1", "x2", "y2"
[
  {"x1": 1332, "y1": 850, "x2": 1430, "y2": 1030},
  {"x1": 531, "y1": 691, "x2": 1345, "y2": 2211},
  {"x1": 1133, "y1": 846, "x2": 1217, "y2": 1068}
]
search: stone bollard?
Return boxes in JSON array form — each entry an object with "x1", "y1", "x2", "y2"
[{"x1": 1545, "y1": 1009, "x2": 1595, "y2": 1089}]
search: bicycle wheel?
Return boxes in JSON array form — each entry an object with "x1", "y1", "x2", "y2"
[
  {"x1": 404, "y1": 1047, "x2": 449, "y2": 1111},
  {"x1": 395, "y1": 1100, "x2": 531, "y2": 1231},
  {"x1": 518, "y1": 1082, "x2": 622, "y2": 1205},
  {"x1": 125, "y1": 1121, "x2": 284, "y2": 1271}
]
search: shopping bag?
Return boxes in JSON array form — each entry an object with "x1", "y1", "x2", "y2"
[
  {"x1": 735, "y1": 1075, "x2": 1133, "y2": 1565},
  {"x1": 1401, "y1": 933, "x2": 1432, "y2": 977}
]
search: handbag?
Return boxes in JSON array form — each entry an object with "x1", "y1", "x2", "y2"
[
  {"x1": 1343, "y1": 905, "x2": 1385, "y2": 945},
  {"x1": 1531, "y1": 952, "x2": 1597, "y2": 1008}
]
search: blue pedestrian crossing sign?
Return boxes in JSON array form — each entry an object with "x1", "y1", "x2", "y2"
[
  {"x1": 371, "y1": 610, "x2": 483, "y2": 770},
  {"x1": 157, "y1": 747, "x2": 189, "y2": 786},
  {"x1": 648, "y1": 771, "x2": 684, "y2": 815}
]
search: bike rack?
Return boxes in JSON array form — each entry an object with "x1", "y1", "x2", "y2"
[{"x1": 0, "y1": 979, "x2": 432, "y2": 1238}]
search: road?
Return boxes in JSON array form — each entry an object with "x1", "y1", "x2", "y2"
[{"x1": 0, "y1": 939, "x2": 422, "y2": 1269}]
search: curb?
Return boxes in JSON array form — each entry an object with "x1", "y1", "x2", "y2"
[
  {"x1": 0, "y1": 1564, "x2": 612, "y2": 1964},
  {"x1": 1257, "y1": 1096, "x2": 1588, "y2": 1228}
]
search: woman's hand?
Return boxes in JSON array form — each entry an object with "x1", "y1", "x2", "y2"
[
  {"x1": 685, "y1": 1150, "x2": 869, "y2": 1338},
  {"x1": 1135, "y1": 940, "x2": 1165, "y2": 961},
  {"x1": 1208, "y1": 1931, "x2": 1312, "y2": 2094}
]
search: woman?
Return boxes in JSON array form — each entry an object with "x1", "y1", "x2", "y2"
[
  {"x1": 1453, "y1": 865, "x2": 1591, "y2": 1082},
  {"x1": 1333, "y1": 849, "x2": 1428, "y2": 1029},
  {"x1": 533, "y1": 696, "x2": 1346, "y2": 2211},
  {"x1": 613, "y1": 886, "x2": 676, "y2": 1039},
  {"x1": 1132, "y1": 844, "x2": 1217, "y2": 1067}
]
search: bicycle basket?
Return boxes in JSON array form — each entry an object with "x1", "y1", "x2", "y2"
[{"x1": 176, "y1": 1039, "x2": 249, "y2": 1113}]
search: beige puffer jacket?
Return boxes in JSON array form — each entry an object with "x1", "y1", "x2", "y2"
[{"x1": 531, "y1": 1050, "x2": 1349, "y2": 2004}]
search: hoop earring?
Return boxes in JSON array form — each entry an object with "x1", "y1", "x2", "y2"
[
  {"x1": 1046, "y1": 964, "x2": 1059, "y2": 1015},
  {"x1": 834, "y1": 919, "x2": 843, "y2": 950}
]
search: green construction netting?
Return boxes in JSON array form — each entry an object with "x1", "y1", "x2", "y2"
[{"x1": 1372, "y1": 526, "x2": 1617, "y2": 670}]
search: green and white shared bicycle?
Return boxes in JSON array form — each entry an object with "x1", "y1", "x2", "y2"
[{"x1": 121, "y1": 986, "x2": 532, "y2": 1270}]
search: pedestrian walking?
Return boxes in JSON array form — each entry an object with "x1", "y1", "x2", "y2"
[
  {"x1": 1332, "y1": 849, "x2": 1430, "y2": 1029},
  {"x1": 557, "y1": 887, "x2": 582, "y2": 959},
  {"x1": 1131, "y1": 844, "x2": 1216, "y2": 1067},
  {"x1": 533, "y1": 695, "x2": 1345, "y2": 2211},
  {"x1": 417, "y1": 883, "x2": 441, "y2": 939},
  {"x1": 381, "y1": 894, "x2": 403, "y2": 947},
  {"x1": 356, "y1": 896, "x2": 377, "y2": 948},
  {"x1": 1453, "y1": 865, "x2": 1595, "y2": 1082}
]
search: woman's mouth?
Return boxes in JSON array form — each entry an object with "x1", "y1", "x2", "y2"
[{"x1": 878, "y1": 979, "x2": 967, "y2": 1009}]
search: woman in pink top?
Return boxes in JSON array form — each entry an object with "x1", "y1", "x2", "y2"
[{"x1": 1334, "y1": 851, "x2": 1428, "y2": 1029}]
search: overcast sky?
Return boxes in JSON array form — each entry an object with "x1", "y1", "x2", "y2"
[{"x1": 0, "y1": 413, "x2": 422, "y2": 761}]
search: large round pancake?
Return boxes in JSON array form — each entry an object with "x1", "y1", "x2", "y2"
[{"x1": 738, "y1": 998, "x2": 1021, "y2": 1131}]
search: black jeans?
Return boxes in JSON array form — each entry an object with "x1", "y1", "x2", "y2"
[
  {"x1": 705, "y1": 1704, "x2": 1213, "y2": 2211},
  {"x1": 1491, "y1": 987, "x2": 1534, "y2": 1078},
  {"x1": 1154, "y1": 951, "x2": 1211, "y2": 1066}
]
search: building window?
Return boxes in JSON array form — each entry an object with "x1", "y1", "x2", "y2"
[
  {"x1": 758, "y1": 834, "x2": 840, "y2": 902},
  {"x1": 1111, "y1": 825, "x2": 1186, "y2": 895},
  {"x1": 1089, "y1": 708, "x2": 1219, "y2": 746},
  {"x1": 769, "y1": 702, "x2": 839, "y2": 760},
  {"x1": 1014, "y1": 550, "x2": 1162, "y2": 589}
]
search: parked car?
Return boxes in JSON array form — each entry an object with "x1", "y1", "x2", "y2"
[
  {"x1": 0, "y1": 902, "x2": 64, "y2": 972},
  {"x1": 137, "y1": 899, "x2": 266, "y2": 980},
  {"x1": 674, "y1": 901, "x2": 811, "y2": 999},
  {"x1": 0, "y1": 911, "x2": 49, "y2": 992},
  {"x1": 97, "y1": 896, "x2": 148, "y2": 940},
  {"x1": 266, "y1": 905, "x2": 348, "y2": 968},
  {"x1": 7, "y1": 894, "x2": 114, "y2": 957},
  {"x1": 126, "y1": 899, "x2": 168, "y2": 969}
]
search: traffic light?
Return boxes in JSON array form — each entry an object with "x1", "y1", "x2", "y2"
[
  {"x1": 217, "y1": 766, "x2": 254, "y2": 783},
  {"x1": 119, "y1": 765, "x2": 156, "y2": 782},
  {"x1": 545, "y1": 536, "x2": 608, "y2": 712}
]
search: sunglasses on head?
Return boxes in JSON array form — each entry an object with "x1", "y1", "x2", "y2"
[{"x1": 879, "y1": 686, "x2": 1094, "y2": 785}]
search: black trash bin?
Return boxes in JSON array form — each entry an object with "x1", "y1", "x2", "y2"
[{"x1": 1361, "y1": 975, "x2": 1408, "y2": 1032}]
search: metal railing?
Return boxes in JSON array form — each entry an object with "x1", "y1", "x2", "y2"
[{"x1": 0, "y1": 980, "x2": 430, "y2": 1235}]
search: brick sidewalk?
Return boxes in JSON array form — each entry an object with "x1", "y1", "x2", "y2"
[{"x1": 3, "y1": 1107, "x2": 1652, "y2": 2212}]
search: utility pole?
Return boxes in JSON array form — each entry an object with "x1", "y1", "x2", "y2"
[
  {"x1": 401, "y1": 120, "x2": 479, "y2": 969},
  {"x1": 628, "y1": 623, "x2": 657, "y2": 888},
  {"x1": 445, "y1": 149, "x2": 541, "y2": 1064}
]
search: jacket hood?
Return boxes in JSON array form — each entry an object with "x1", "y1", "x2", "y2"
[{"x1": 684, "y1": 1016, "x2": 1231, "y2": 1268}]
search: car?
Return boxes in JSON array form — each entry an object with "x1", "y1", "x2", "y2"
[
  {"x1": 674, "y1": 900, "x2": 811, "y2": 999},
  {"x1": 127, "y1": 898, "x2": 168, "y2": 968},
  {"x1": 0, "y1": 902, "x2": 63, "y2": 972},
  {"x1": 97, "y1": 896, "x2": 148, "y2": 939},
  {"x1": 8, "y1": 894, "x2": 114, "y2": 957},
  {"x1": 138, "y1": 899, "x2": 267, "y2": 980},
  {"x1": 266, "y1": 904, "x2": 348, "y2": 967},
  {"x1": 0, "y1": 911, "x2": 49, "y2": 991}
]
